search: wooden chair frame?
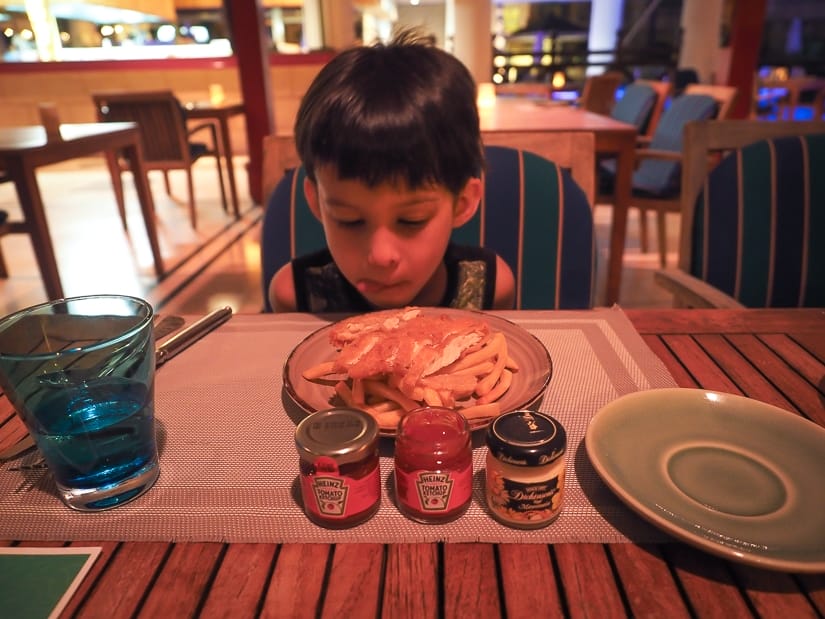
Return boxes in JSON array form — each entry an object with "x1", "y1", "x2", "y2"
[
  {"x1": 92, "y1": 90, "x2": 228, "y2": 230},
  {"x1": 262, "y1": 131, "x2": 596, "y2": 211},
  {"x1": 655, "y1": 119, "x2": 825, "y2": 307}
]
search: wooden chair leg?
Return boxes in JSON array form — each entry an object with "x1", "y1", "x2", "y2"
[
  {"x1": 186, "y1": 169, "x2": 197, "y2": 229},
  {"x1": 164, "y1": 171, "x2": 172, "y2": 198},
  {"x1": 656, "y1": 209, "x2": 668, "y2": 268},
  {"x1": 0, "y1": 241, "x2": 8, "y2": 278},
  {"x1": 639, "y1": 208, "x2": 650, "y2": 253},
  {"x1": 214, "y1": 155, "x2": 229, "y2": 214},
  {"x1": 104, "y1": 151, "x2": 127, "y2": 231}
]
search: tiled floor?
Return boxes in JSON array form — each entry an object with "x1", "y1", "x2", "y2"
[{"x1": 0, "y1": 156, "x2": 676, "y2": 318}]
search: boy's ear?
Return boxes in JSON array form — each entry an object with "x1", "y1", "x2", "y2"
[
  {"x1": 452, "y1": 177, "x2": 482, "y2": 228},
  {"x1": 303, "y1": 176, "x2": 322, "y2": 221}
]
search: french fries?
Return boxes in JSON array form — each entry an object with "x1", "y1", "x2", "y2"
[{"x1": 302, "y1": 320, "x2": 519, "y2": 431}]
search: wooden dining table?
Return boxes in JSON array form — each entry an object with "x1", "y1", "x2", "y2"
[
  {"x1": 0, "y1": 307, "x2": 822, "y2": 618},
  {"x1": 0, "y1": 122, "x2": 165, "y2": 300},
  {"x1": 183, "y1": 101, "x2": 246, "y2": 217}
]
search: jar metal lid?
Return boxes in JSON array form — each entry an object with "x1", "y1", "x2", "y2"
[
  {"x1": 295, "y1": 408, "x2": 378, "y2": 466},
  {"x1": 486, "y1": 410, "x2": 566, "y2": 467}
]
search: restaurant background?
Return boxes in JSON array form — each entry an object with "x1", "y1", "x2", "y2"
[{"x1": 2, "y1": 0, "x2": 824, "y2": 156}]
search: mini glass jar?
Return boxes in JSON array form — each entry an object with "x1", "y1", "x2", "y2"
[
  {"x1": 295, "y1": 408, "x2": 381, "y2": 529},
  {"x1": 485, "y1": 410, "x2": 567, "y2": 529},
  {"x1": 394, "y1": 407, "x2": 473, "y2": 524}
]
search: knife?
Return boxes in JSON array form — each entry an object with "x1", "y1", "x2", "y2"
[{"x1": 155, "y1": 306, "x2": 233, "y2": 368}]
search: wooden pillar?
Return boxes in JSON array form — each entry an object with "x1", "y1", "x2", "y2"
[
  {"x1": 452, "y1": 0, "x2": 492, "y2": 85},
  {"x1": 224, "y1": 0, "x2": 275, "y2": 205},
  {"x1": 725, "y1": 0, "x2": 767, "y2": 119}
]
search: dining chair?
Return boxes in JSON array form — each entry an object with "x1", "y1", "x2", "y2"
[
  {"x1": 598, "y1": 93, "x2": 720, "y2": 267},
  {"x1": 655, "y1": 120, "x2": 825, "y2": 308},
  {"x1": 579, "y1": 71, "x2": 625, "y2": 116},
  {"x1": 91, "y1": 90, "x2": 228, "y2": 230},
  {"x1": 684, "y1": 83, "x2": 739, "y2": 119},
  {"x1": 260, "y1": 145, "x2": 595, "y2": 312},
  {"x1": 632, "y1": 79, "x2": 672, "y2": 140},
  {"x1": 608, "y1": 82, "x2": 657, "y2": 135}
]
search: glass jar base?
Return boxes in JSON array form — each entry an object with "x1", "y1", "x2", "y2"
[
  {"x1": 397, "y1": 501, "x2": 470, "y2": 525},
  {"x1": 488, "y1": 507, "x2": 563, "y2": 530},
  {"x1": 58, "y1": 460, "x2": 160, "y2": 512},
  {"x1": 304, "y1": 500, "x2": 381, "y2": 529}
]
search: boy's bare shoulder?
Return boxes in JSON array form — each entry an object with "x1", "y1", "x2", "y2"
[{"x1": 270, "y1": 263, "x2": 298, "y2": 312}]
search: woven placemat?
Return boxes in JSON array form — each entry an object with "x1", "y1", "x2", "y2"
[{"x1": 0, "y1": 308, "x2": 674, "y2": 544}]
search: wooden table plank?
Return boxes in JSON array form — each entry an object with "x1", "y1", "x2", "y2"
[
  {"x1": 731, "y1": 564, "x2": 821, "y2": 618},
  {"x1": 797, "y1": 573, "x2": 825, "y2": 615},
  {"x1": 639, "y1": 334, "x2": 699, "y2": 387},
  {"x1": 321, "y1": 543, "x2": 383, "y2": 619},
  {"x1": 76, "y1": 542, "x2": 170, "y2": 618},
  {"x1": 695, "y1": 334, "x2": 798, "y2": 412},
  {"x1": 443, "y1": 544, "x2": 502, "y2": 618},
  {"x1": 626, "y1": 309, "x2": 825, "y2": 334},
  {"x1": 661, "y1": 335, "x2": 742, "y2": 393},
  {"x1": 498, "y1": 544, "x2": 565, "y2": 618},
  {"x1": 662, "y1": 544, "x2": 755, "y2": 618},
  {"x1": 383, "y1": 543, "x2": 439, "y2": 619},
  {"x1": 758, "y1": 334, "x2": 825, "y2": 388},
  {"x1": 554, "y1": 543, "x2": 625, "y2": 618},
  {"x1": 62, "y1": 541, "x2": 120, "y2": 618},
  {"x1": 727, "y1": 334, "x2": 825, "y2": 426},
  {"x1": 137, "y1": 542, "x2": 224, "y2": 618},
  {"x1": 260, "y1": 543, "x2": 330, "y2": 619},
  {"x1": 609, "y1": 543, "x2": 691, "y2": 618},
  {"x1": 200, "y1": 543, "x2": 278, "y2": 619}
]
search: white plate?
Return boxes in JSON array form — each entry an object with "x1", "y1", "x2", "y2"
[
  {"x1": 283, "y1": 308, "x2": 552, "y2": 436},
  {"x1": 586, "y1": 388, "x2": 825, "y2": 572}
]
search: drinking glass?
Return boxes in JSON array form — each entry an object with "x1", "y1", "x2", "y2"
[{"x1": 0, "y1": 295, "x2": 159, "y2": 511}]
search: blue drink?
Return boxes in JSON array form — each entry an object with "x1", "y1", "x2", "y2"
[
  {"x1": 0, "y1": 295, "x2": 160, "y2": 511},
  {"x1": 31, "y1": 378, "x2": 158, "y2": 510}
]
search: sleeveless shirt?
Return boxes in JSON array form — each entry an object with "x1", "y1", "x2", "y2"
[{"x1": 291, "y1": 244, "x2": 497, "y2": 313}]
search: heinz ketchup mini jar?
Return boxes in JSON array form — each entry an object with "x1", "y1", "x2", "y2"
[{"x1": 393, "y1": 407, "x2": 473, "y2": 523}]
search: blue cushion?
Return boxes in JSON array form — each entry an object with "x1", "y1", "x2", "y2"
[
  {"x1": 610, "y1": 83, "x2": 656, "y2": 131},
  {"x1": 631, "y1": 93, "x2": 718, "y2": 195}
]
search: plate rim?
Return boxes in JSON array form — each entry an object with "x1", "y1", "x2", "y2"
[
  {"x1": 585, "y1": 387, "x2": 825, "y2": 573},
  {"x1": 282, "y1": 308, "x2": 553, "y2": 436}
]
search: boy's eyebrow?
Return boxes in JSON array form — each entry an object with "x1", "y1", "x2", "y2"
[{"x1": 324, "y1": 192, "x2": 443, "y2": 209}]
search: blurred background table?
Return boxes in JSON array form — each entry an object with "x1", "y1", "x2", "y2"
[{"x1": 0, "y1": 122, "x2": 164, "y2": 300}]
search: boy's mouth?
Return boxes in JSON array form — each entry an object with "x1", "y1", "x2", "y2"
[{"x1": 356, "y1": 278, "x2": 400, "y2": 294}]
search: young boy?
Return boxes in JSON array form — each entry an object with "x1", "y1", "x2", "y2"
[{"x1": 268, "y1": 31, "x2": 515, "y2": 313}]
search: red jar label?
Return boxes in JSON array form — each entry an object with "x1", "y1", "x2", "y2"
[
  {"x1": 395, "y1": 463, "x2": 472, "y2": 514},
  {"x1": 301, "y1": 457, "x2": 380, "y2": 520}
]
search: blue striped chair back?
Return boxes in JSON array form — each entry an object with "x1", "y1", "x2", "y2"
[
  {"x1": 632, "y1": 93, "x2": 718, "y2": 195},
  {"x1": 690, "y1": 134, "x2": 825, "y2": 307},
  {"x1": 261, "y1": 145, "x2": 595, "y2": 311},
  {"x1": 610, "y1": 83, "x2": 656, "y2": 132}
]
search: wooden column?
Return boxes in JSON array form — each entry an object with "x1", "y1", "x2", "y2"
[{"x1": 224, "y1": 0, "x2": 274, "y2": 205}]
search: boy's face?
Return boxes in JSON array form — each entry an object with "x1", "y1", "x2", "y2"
[{"x1": 305, "y1": 165, "x2": 480, "y2": 309}]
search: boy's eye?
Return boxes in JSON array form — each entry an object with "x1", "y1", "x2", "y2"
[
  {"x1": 332, "y1": 217, "x2": 363, "y2": 228},
  {"x1": 398, "y1": 218, "x2": 428, "y2": 227}
]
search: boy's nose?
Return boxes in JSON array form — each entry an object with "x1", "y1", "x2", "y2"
[{"x1": 367, "y1": 229, "x2": 400, "y2": 267}]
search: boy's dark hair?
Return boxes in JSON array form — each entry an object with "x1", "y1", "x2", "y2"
[{"x1": 294, "y1": 30, "x2": 484, "y2": 195}]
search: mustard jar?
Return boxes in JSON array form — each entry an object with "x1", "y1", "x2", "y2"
[{"x1": 485, "y1": 410, "x2": 567, "y2": 529}]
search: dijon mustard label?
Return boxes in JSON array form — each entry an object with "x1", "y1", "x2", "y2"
[{"x1": 487, "y1": 467, "x2": 565, "y2": 525}]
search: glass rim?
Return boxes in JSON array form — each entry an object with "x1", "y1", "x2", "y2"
[{"x1": 0, "y1": 294, "x2": 154, "y2": 361}]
